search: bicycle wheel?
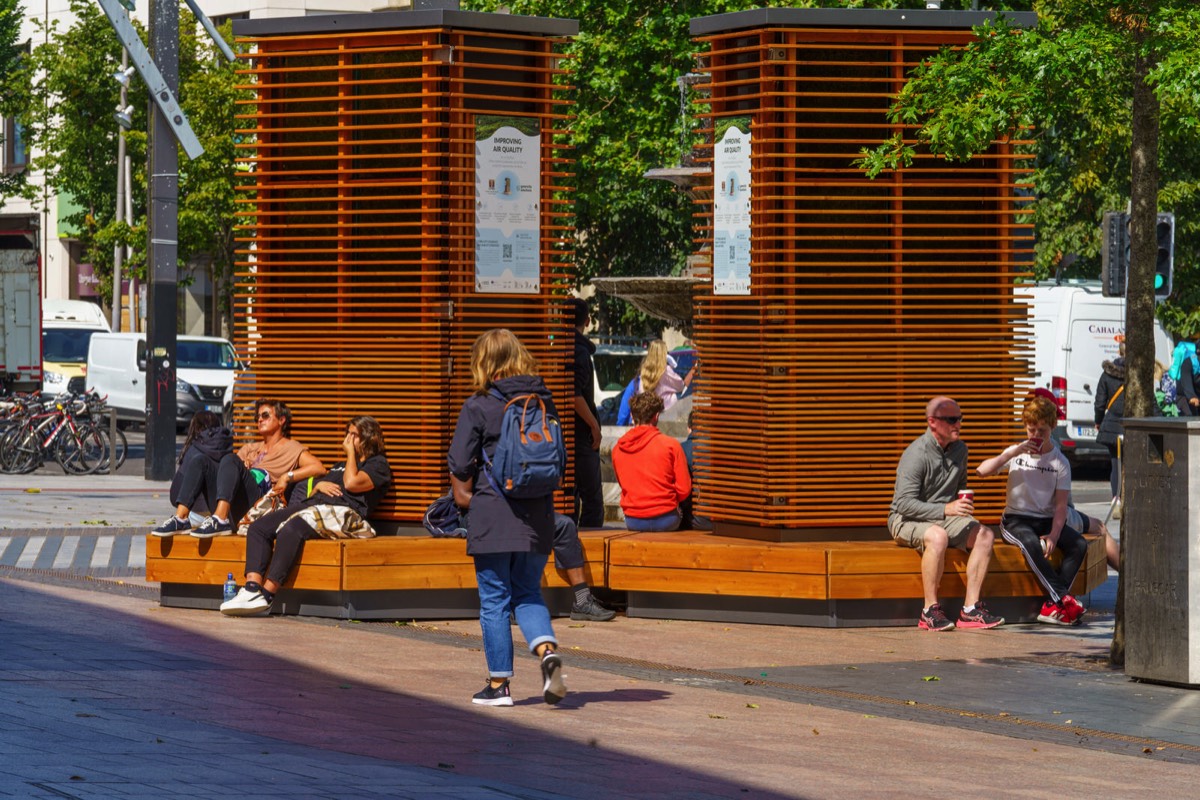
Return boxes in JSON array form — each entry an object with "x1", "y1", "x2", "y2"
[
  {"x1": 91, "y1": 426, "x2": 128, "y2": 474},
  {"x1": 56, "y1": 426, "x2": 102, "y2": 475},
  {"x1": 4, "y1": 429, "x2": 41, "y2": 474}
]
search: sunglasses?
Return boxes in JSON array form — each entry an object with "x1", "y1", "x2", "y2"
[
  {"x1": 257, "y1": 411, "x2": 274, "y2": 421},
  {"x1": 933, "y1": 415, "x2": 963, "y2": 425}
]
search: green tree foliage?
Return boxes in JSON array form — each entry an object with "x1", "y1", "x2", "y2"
[
  {"x1": 0, "y1": 0, "x2": 28, "y2": 203},
  {"x1": 857, "y1": 1, "x2": 1200, "y2": 336},
  {"x1": 24, "y1": 0, "x2": 244, "y2": 330},
  {"x1": 25, "y1": 0, "x2": 149, "y2": 300},
  {"x1": 178, "y1": 20, "x2": 249, "y2": 337}
]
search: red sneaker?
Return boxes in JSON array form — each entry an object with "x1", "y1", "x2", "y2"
[{"x1": 1060, "y1": 595, "x2": 1086, "y2": 623}]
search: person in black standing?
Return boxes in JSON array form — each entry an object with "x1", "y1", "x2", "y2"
[
  {"x1": 568, "y1": 297, "x2": 604, "y2": 528},
  {"x1": 1094, "y1": 344, "x2": 1126, "y2": 513}
]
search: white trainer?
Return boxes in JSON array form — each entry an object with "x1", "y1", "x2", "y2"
[{"x1": 219, "y1": 586, "x2": 272, "y2": 616}]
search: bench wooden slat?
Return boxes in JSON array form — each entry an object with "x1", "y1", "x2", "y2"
[{"x1": 608, "y1": 565, "x2": 828, "y2": 600}]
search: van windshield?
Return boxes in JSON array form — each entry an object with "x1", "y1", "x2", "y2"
[
  {"x1": 43, "y1": 328, "x2": 99, "y2": 363},
  {"x1": 177, "y1": 341, "x2": 238, "y2": 370}
]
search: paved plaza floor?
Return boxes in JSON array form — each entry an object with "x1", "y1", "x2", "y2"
[{"x1": 4, "y1": 472, "x2": 1200, "y2": 798}]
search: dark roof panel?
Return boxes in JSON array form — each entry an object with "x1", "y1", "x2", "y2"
[
  {"x1": 234, "y1": 9, "x2": 578, "y2": 38},
  {"x1": 691, "y1": 7, "x2": 1036, "y2": 36}
]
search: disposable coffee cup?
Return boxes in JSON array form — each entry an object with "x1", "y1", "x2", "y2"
[
  {"x1": 1028, "y1": 436, "x2": 1044, "y2": 452},
  {"x1": 957, "y1": 490, "x2": 974, "y2": 503}
]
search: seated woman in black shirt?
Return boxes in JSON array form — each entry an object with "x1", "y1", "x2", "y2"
[{"x1": 221, "y1": 415, "x2": 392, "y2": 616}]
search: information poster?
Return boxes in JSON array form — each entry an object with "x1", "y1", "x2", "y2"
[
  {"x1": 475, "y1": 116, "x2": 541, "y2": 294},
  {"x1": 712, "y1": 118, "x2": 752, "y2": 295}
]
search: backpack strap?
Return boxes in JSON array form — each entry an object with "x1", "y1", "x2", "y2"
[{"x1": 1106, "y1": 384, "x2": 1124, "y2": 412}]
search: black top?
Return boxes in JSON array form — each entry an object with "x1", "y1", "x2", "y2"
[
  {"x1": 447, "y1": 375, "x2": 557, "y2": 556},
  {"x1": 1094, "y1": 358, "x2": 1125, "y2": 446},
  {"x1": 572, "y1": 330, "x2": 598, "y2": 433},
  {"x1": 302, "y1": 454, "x2": 392, "y2": 518}
]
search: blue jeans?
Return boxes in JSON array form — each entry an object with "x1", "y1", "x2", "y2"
[
  {"x1": 473, "y1": 551, "x2": 557, "y2": 678},
  {"x1": 625, "y1": 509, "x2": 681, "y2": 532}
]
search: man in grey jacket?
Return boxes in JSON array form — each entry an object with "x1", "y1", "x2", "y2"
[{"x1": 888, "y1": 396, "x2": 1003, "y2": 632}]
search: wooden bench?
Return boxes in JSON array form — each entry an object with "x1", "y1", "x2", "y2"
[
  {"x1": 146, "y1": 530, "x2": 620, "y2": 620},
  {"x1": 607, "y1": 531, "x2": 1109, "y2": 627},
  {"x1": 146, "y1": 529, "x2": 1109, "y2": 627}
]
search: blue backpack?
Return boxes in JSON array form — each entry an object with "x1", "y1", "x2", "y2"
[
  {"x1": 484, "y1": 388, "x2": 566, "y2": 499},
  {"x1": 423, "y1": 492, "x2": 466, "y2": 538}
]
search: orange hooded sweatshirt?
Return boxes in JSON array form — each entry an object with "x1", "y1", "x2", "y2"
[{"x1": 612, "y1": 425, "x2": 692, "y2": 519}]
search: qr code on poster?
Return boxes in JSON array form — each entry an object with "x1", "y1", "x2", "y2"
[{"x1": 503, "y1": 244, "x2": 512, "y2": 259}]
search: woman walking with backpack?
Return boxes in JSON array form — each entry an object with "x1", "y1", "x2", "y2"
[{"x1": 448, "y1": 329, "x2": 567, "y2": 707}]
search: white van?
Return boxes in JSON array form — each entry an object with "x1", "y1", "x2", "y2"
[
  {"x1": 1017, "y1": 280, "x2": 1172, "y2": 463},
  {"x1": 86, "y1": 332, "x2": 239, "y2": 425},
  {"x1": 41, "y1": 299, "x2": 111, "y2": 394}
]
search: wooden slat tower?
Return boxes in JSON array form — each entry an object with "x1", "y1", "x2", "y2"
[
  {"x1": 232, "y1": 7, "x2": 577, "y2": 527},
  {"x1": 688, "y1": 8, "x2": 1038, "y2": 539}
]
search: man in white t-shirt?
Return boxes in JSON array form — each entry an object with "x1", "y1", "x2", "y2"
[{"x1": 977, "y1": 395, "x2": 1090, "y2": 625}]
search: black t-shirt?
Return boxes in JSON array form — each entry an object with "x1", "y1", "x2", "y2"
[
  {"x1": 302, "y1": 454, "x2": 391, "y2": 517},
  {"x1": 572, "y1": 329, "x2": 598, "y2": 424}
]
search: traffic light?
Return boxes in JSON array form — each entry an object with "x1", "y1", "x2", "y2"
[
  {"x1": 1156, "y1": 212, "x2": 1175, "y2": 301},
  {"x1": 1101, "y1": 211, "x2": 1129, "y2": 297}
]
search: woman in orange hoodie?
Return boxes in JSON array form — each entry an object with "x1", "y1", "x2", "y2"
[{"x1": 612, "y1": 392, "x2": 692, "y2": 531}]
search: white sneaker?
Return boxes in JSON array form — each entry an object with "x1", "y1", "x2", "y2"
[{"x1": 220, "y1": 585, "x2": 272, "y2": 616}]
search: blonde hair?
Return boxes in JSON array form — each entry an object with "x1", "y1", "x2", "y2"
[
  {"x1": 639, "y1": 339, "x2": 669, "y2": 394},
  {"x1": 470, "y1": 329, "x2": 539, "y2": 393}
]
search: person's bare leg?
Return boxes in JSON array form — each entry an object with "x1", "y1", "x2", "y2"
[
  {"x1": 921, "y1": 526, "x2": 950, "y2": 609},
  {"x1": 213, "y1": 499, "x2": 232, "y2": 521},
  {"x1": 566, "y1": 566, "x2": 586, "y2": 587},
  {"x1": 963, "y1": 525, "x2": 994, "y2": 608}
]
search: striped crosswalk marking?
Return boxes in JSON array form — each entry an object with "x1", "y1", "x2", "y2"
[
  {"x1": 52, "y1": 536, "x2": 78, "y2": 569},
  {"x1": 17, "y1": 536, "x2": 46, "y2": 568},
  {"x1": 0, "y1": 533, "x2": 143, "y2": 574},
  {"x1": 128, "y1": 535, "x2": 145, "y2": 569},
  {"x1": 90, "y1": 535, "x2": 114, "y2": 569}
]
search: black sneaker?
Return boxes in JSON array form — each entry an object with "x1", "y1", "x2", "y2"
[
  {"x1": 192, "y1": 516, "x2": 233, "y2": 539},
  {"x1": 918, "y1": 604, "x2": 955, "y2": 632},
  {"x1": 151, "y1": 515, "x2": 191, "y2": 537},
  {"x1": 540, "y1": 650, "x2": 567, "y2": 705},
  {"x1": 957, "y1": 601, "x2": 1004, "y2": 630},
  {"x1": 571, "y1": 595, "x2": 617, "y2": 622},
  {"x1": 471, "y1": 679, "x2": 513, "y2": 707}
]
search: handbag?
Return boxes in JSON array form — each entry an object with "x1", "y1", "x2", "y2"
[{"x1": 236, "y1": 491, "x2": 285, "y2": 537}]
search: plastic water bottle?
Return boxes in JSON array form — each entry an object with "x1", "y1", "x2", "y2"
[{"x1": 223, "y1": 572, "x2": 238, "y2": 603}]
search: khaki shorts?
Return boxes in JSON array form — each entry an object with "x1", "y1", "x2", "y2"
[{"x1": 889, "y1": 515, "x2": 979, "y2": 554}]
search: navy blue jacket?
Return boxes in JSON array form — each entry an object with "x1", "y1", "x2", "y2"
[{"x1": 447, "y1": 375, "x2": 557, "y2": 556}]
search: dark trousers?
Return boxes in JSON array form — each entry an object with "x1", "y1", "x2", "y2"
[
  {"x1": 244, "y1": 503, "x2": 319, "y2": 586},
  {"x1": 573, "y1": 431, "x2": 605, "y2": 528},
  {"x1": 1104, "y1": 442, "x2": 1121, "y2": 498},
  {"x1": 170, "y1": 451, "x2": 261, "y2": 521},
  {"x1": 1000, "y1": 513, "x2": 1089, "y2": 604},
  {"x1": 553, "y1": 512, "x2": 584, "y2": 571}
]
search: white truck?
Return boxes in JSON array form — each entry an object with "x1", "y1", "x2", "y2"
[
  {"x1": 41, "y1": 298, "x2": 111, "y2": 394},
  {"x1": 0, "y1": 240, "x2": 41, "y2": 394},
  {"x1": 1017, "y1": 280, "x2": 1173, "y2": 464}
]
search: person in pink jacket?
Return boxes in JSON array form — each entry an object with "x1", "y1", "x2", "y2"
[{"x1": 612, "y1": 392, "x2": 692, "y2": 531}]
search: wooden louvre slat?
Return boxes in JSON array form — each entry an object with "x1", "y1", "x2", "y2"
[
  {"x1": 234, "y1": 20, "x2": 575, "y2": 525},
  {"x1": 690, "y1": 24, "x2": 1035, "y2": 533}
]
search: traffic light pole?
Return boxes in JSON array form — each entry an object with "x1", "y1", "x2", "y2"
[{"x1": 145, "y1": 0, "x2": 179, "y2": 480}]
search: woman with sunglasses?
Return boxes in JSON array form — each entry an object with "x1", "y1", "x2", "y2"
[
  {"x1": 151, "y1": 398, "x2": 324, "y2": 538},
  {"x1": 221, "y1": 415, "x2": 391, "y2": 616}
]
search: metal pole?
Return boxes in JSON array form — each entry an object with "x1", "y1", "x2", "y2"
[
  {"x1": 112, "y1": 49, "x2": 128, "y2": 333},
  {"x1": 145, "y1": 0, "x2": 179, "y2": 480}
]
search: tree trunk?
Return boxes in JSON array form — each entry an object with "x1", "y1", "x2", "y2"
[{"x1": 1112, "y1": 36, "x2": 1161, "y2": 668}]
